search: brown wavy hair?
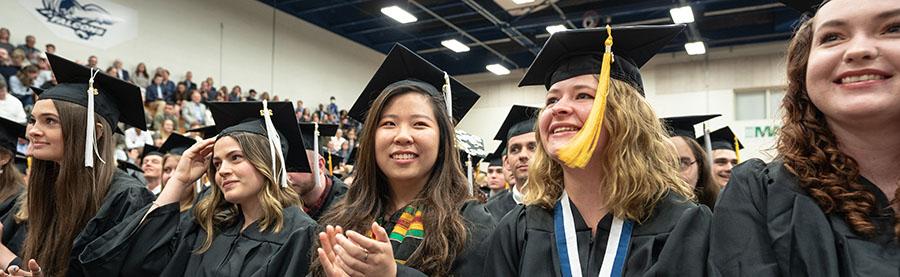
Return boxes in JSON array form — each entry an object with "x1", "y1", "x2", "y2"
[
  {"x1": 16, "y1": 100, "x2": 116, "y2": 276},
  {"x1": 193, "y1": 132, "x2": 301, "y2": 253},
  {"x1": 779, "y1": 11, "x2": 900, "y2": 239},
  {"x1": 524, "y1": 79, "x2": 694, "y2": 223},
  {"x1": 311, "y1": 82, "x2": 470, "y2": 276}
]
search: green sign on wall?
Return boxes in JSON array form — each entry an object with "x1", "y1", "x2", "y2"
[{"x1": 745, "y1": 125, "x2": 780, "y2": 138}]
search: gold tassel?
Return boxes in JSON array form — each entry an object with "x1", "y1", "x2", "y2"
[
  {"x1": 328, "y1": 152, "x2": 333, "y2": 175},
  {"x1": 556, "y1": 25, "x2": 614, "y2": 168},
  {"x1": 734, "y1": 135, "x2": 741, "y2": 162}
]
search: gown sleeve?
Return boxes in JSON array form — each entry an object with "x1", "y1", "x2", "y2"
[
  {"x1": 481, "y1": 204, "x2": 526, "y2": 276},
  {"x1": 250, "y1": 216, "x2": 318, "y2": 277},
  {"x1": 79, "y1": 202, "x2": 185, "y2": 276},
  {"x1": 707, "y1": 158, "x2": 781, "y2": 276},
  {"x1": 633, "y1": 200, "x2": 712, "y2": 276}
]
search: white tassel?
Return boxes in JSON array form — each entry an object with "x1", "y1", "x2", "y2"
[
  {"x1": 442, "y1": 72, "x2": 453, "y2": 120},
  {"x1": 702, "y1": 123, "x2": 713, "y2": 167},
  {"x1": 262, "y1": 100, "x2": 289, "y2": 188},
  {"x1": 84, "y1": 68, "x2": 100, "y2": 168},
  {"x1": 313, "y1": 122, "x2": 321, "y2": 188}
]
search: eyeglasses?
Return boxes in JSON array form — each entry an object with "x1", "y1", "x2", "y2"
[{"x1": 679, "y1": 158, "x2": 697, "y2": 171}]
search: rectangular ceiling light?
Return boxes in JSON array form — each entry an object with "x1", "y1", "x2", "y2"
[
  {"x1": 441, "y1": 39, "x2": 470, "y2": 53},
  {"x1": 512, "y1": 0, "x2": 536, "y2": 4},
  {"x1": 381, "y1": 6, "x2": 417, "y2": 24},
  {"x1": 685, "y1": 41, "x2": 707, "y2": 55},
  {"x1": 486, "y1": 64, "x2": 511, "y2": 75},
  {"x1": 545, "y1": 24, "x2": 567, "y2": 34},
  {"x1": 669, "y1": 6, "x2": 695, "y2": 24}
]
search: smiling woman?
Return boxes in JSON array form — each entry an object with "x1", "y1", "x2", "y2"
[
  {"x1": 709, "y1": 0, "x2": 900, "y2": 275},
  {"x1": 311, "y1": 44, "x2": 494, "y2": 277},
  {"x1": 77, "y1": 101, "x2": 318, "y2": 276}
]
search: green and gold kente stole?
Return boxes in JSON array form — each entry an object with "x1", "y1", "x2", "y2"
[{"x1": 370, "y1": 205, "x2": 425, "y2": 264}]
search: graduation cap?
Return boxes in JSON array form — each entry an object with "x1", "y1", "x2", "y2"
[
  {"x1": 140, "y1": 144, "x2": 163, "y2": 160},
  {"x1": 207, "y1": 101, "x2": 310, "y2": 189},
  {"x1": 484, "y1": 141, "x2": 507, "y2": 167},
  {"x1": 519, "y1": 24, "x2": 684, "y2": 93},
  {"x1": 117, "y1": 159, "x2": 143, "y2": 173},
  {"x1": 493, "y1": 105, "x2": 540, "y2": 141},
  {"x1": 518, "y1": 24, "x2": 684, "y2": 168},
  {"x1": 0, "y1": 116, "x2": 26, "y2": 154},
  {"x1": 187, "y1": 125, "x2": 217, "y2": 139},
  {"x1": 41, "y1": 53, "x2": 147, "y2": 167},
  {"x1": 298, "y1": 123, "x2": 340, "y2": 187},
  {"x1": 158, "y1": 133, "x2": 197, "y2": 156},
  {"x1": 778, "y1": 0, "x2": 823, "y2": 16},
  {"x1": 698, "y1": 126, "x2": 745, "y2": 162},
  {"x1": 348, "y1": 44, "x2": 480, "y2": 124},
  {"x1": 661, "y1": 114, "x2": 721, "y2": 139}
]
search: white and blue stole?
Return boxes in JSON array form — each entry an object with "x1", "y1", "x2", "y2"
[{"x1": 554, "y1": 191, "x2": 634, "y2": 277}]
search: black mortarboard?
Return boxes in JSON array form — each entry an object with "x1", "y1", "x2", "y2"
[
  {"x1": 42, "y1": 53, "x2": 146, "y2": 130},
  {"x1": 778, "y1": 0, "x2": 823, "y2": 16},
  {"x1": 188, "y1": 125, "x2": 217, "y2": 139},
  {"x1": 349, "y1": 44, "x2": 480, "y2": 124},
  {"x1": 158, "y1": 133, "x2": 197, "y2": 156},
  {"x1": 519, "y1": 24, "x2": 685, "y2": 93},
  {"x1": 0, "y1": 116, "x2": 25, "y2": 154},
  {"x1": 345, "y1": 146, "x2": 359, "y2": 166},
  {"x1": 661, "y1": 114, "x2": 721, "y2": 139},
  {"x1": 299, "y1": 123, "x2": 339, "y2": 151},
  {"x1": 117, "y1": 159, "x2": 143, "y2": 173},
  {"x1": 140, "y1": 144, "x2": 163, "y2": 160},
  {"x1": 698, "y1": 127, "x2": 745, "y2": 151},
  {"x1": 493, "y1": 105, "x2": 540, "y2": 141},
  {"x1": 484, "y1": 141, "x2": 507, "y2": 167},
  {"x1": 207, "y1": 101, "x2": 310, "y2": 173}
]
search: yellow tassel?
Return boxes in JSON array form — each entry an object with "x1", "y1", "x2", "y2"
[
  {"x1": 328, "y1": 152, "x2": 333, "y2": 175},
  {"x1": 556, "y1": 25, "x2": 614, "y2": 168},
  {"x1": 734, "y1": 135, "x2": 741, "y2": 162}
]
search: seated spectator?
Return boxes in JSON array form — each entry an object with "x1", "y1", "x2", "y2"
[
  {"x1": 10, "y1": 49, "x2": 28, "y2": 67},
  {"x1": 271, "y1": 95, "x2": 279, "y2": 101},
  {"x1": 132, "y1": 62, "x2": 151, "y2": 88},
  {"x1": 0, "y1": 48, "x2": 19, "y2": 82},
  {"x1": 259, "y1": 91, "x2": 269, "y2": 101},
  {"x1": 153, "y1": 118, "x2": 176, "y2": 146},
  {"x1": 106, "y1": 66, "x2": 118, "y2": 78},
  {"x1": 124, "y1": 127, "x2": 154, "y2": 150},
  {"x1": 34, "y1": 56, "x2": 53, "y2": 87},
  {"x1": 246, "y1": 89, "x2": 257, "y2": 101},
  {"x1": 0, "y1": 28, "x2": 12, "y2": 55},
  {"x1": 199, "y1": 80, "x2": 213, "y2": 101},
  {"x1": 113, "y1": 59, "x2": 129, "y2": 81},
  {"x1": 16, "y1": 35, "x2": 39, "y2": 63},
  {"x1": 327, "y1": 96, "x2": 338, "y2": 116},
  {"x1": 160, "y1": 69, "x2": 176, "y2": 96},
  {"x1": 0, "y1": 77, "x2": 26, "y2": 123},
  {"x1": 174, "y1": 83, "x2": 188, "y2": 104},
  {"x1": 179, "y1": 71, "x2": 196, "y2": 91},
  {"x1": 228, "y1": 85, "x2": 242, "y2": 101},
  {"x1": 152, "y1": 101, "x2": 179, "y2": 130},
  {"x1": 329, "y1": 128, "x2": 347, "y2": 153},
  {"x1": 44, "y1": 43, "x2": 55, "y2": 54},
  {"x1": 145, "y1": 73, "x2": 173, "y2": 104},
  {"x1": 86, "y1": 55, "x2": 98, "y2": 68},
  {"x1": 181, "y1": 90, "x2": 207, "y2": 129},
  {"x1": 206, "y1": 77, "x2": 216, "y2": 93},
  {"x1": 8, "y1": 64, "x2": 38, "y2": 107}
]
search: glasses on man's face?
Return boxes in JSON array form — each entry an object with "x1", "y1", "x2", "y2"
[
  {"x1": 713, "y1": 158, "x2": 739, "y2": 166},
  {"x1": 679, "y1": 158, "x2": 697, "y2": 171}
]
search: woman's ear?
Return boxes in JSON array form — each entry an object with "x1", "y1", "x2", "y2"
[
  {"x1": 0, "y1": 151, "x2": 11, "y2": 167},
  {"x1": 95, "y1": 122, "x2": 105, "y2": 139}
]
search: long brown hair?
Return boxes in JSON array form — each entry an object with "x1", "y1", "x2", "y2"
[
  {"x1": 311, "y1": 83, "x2": 470, "y2": 276},
  {"x1": 779, "y1": 14, "x2": 900, "y2": 239},
  {"x1": 681, "y1": 136, "x2": 719, "y2": 207},
  {"x1": 192, "y1": 132, "x2": 300, "y2": 253},
  {"x1": 0, "y1": 149, "x2": 24, "y2": 203},
  {"x1": 524, "y1": 79, "x2": 694, "y2": 223},
  {"x1": 16, "y1": 100, "x2": 116, "y2": 276}
]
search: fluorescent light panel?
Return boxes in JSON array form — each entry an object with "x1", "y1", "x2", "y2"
[
  {"x1": 512, "y1": 0, "x2": 536, "y2": 4},
  {"x1": 381, "y1": 6, "x2": 417, "y2": 24},
  {"x1": 669, "y1": 6, "x2": 695, "y2": 24},
  {"x1": 441, "y1": 39, "x2": 470, "y2": 53},
  {"x1": 545, "y1": 24, "x2": 567, "y2": 34},
  {"x1": 486, "y1": 64, "x2": 510, "y2": 75},
  {"x1": 685, "y1": 41, "x2": 706, "y2": 55}
]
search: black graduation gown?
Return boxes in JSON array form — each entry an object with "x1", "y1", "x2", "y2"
[
  {"x1": 484, "y1": 191, "x2": 711, "y2": 276},
  {"x1": 79, "y1": 201, "x2": 318, "y2": 277},
  {"x1": 0, "y1": 169, "x2": 155, "y2": 277},
  {"x1": 486, "y1": 189, "x2": 517, "y2": 223},
  {"x1": 708, "y1": 159, "x2": 899, "y2": 276},
  {"x1": 0, "y1": 187, "x2": 23, "y2": 221},
  {"x1": 391, "y1": 200, "x2": 496, "y2": 276},
  {"x1": 307, "y1": 176, "x2": 349, "y2": 221}
]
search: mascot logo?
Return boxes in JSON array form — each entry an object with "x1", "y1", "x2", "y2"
[{"x1": 35, "y1": 0, "x2": 120, "y2": 40}]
